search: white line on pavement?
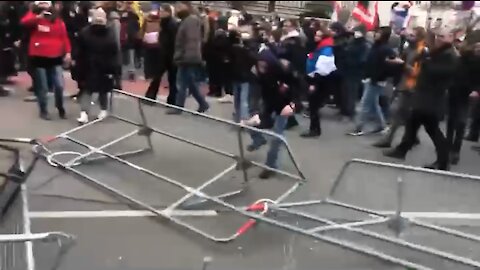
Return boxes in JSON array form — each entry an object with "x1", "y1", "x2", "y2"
[
  {"x1": 376, "y1": 212, "x2": 480, "y2": 219},
  {"x1": 29, "y1": 209, "x2": 218, "y2": 219}
]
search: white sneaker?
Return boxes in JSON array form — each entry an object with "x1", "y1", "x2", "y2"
[
  {"x1": 217, "y1": 94, "x2": 233, "y2": 104},
  {"x1": 241, "y1": 114, "x2": 261, "y2": 126},
  {"x1": 77, "y1": 111, "x2": 89, "y2": 124},
  {"x1": 97, "y1": 110, "x2": 108, "y2": 120}
]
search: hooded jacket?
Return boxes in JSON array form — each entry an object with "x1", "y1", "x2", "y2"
[
  {"x1": 279, "y1": 30, "x2": 307, "y2": 74},
  {"x1": 257, "y1": 48, "x2": 298, "y2": 114},
  {"x1": 343, "y1": 36, "x2": 369, "y2": 79},
  {"x1": 21, "y1": 10, "x2": 71, "y2": 59},
  {"x1": 306, "y1": 36, "x2": 336, "y2": 77},
  {"x1": 76, "y1": 24, "x2": 119, "y2": 93},
  {"x1": 364, "y1": 27, "x2": 396, "y2": 84},
  {"x1": 413, "y1": 44, "x2": 459, "y2": 115}
]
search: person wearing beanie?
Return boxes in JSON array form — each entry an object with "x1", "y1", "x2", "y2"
[
  {"x1": 347, "y1": 26, "x2": 395, "y2": 136},
  {"x1": 21, "y1": 0, "x2": 71, "y2": 120},
  {"x1": 373, "y1": 26, "x2": 427, "y2": 148},
  {"x1": 341, "y1": 24, "x2": 369, "y2": 121},
  {"x1": 384, "y1": 26, "x2": 459, "y2": 170},
  {"x1": 75, "y1": 8, "x2": 119, "y2": 124}
]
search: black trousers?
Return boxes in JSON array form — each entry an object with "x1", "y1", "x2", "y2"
[
  {"x1": 145, "y1": 62, "x2": 177, "y2": 105},
  {"x1": 467, "y1": 99, "x2": 480, "y2": 140},
  {"x1": 207, "y1": 61, "x2": 232, "y2": 97},
  {"x1": 307, "y1": 76, "x2": 330, "y2": 133},
  {"x1": 447, "y1": 97, "x2": 469, "y2": 154},
  {"x1": 396, "y1": 110, "x2": 449, "y2": 169}
]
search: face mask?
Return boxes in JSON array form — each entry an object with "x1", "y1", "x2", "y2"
[{"x1": 354, "y1": 31, "x2": 363, "y2": 39}]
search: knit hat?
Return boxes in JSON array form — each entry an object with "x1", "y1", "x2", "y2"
[
  {"x1": 34, "y1": 1, "x2": 52, "y2": 7},
  {"x1": 91, "y1": 8, "x2": 107, "y2": 25}
]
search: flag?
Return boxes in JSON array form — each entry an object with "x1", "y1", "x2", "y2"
[
  {"x1": 331, "y1": 1, "x2": 342, "y2": 21},
  {"x1": 351, "y1": 1, "x2": 379, "y2": 31}
]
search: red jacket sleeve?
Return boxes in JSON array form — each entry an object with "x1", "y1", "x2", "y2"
[
  {"x1": 21, "y1": 11, "x2": 39, "y2": 28},
  {"x1": 60, "y1": 21, "x2": 71, "y2": 54}
]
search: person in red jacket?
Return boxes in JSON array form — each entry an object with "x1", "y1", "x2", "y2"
[{"x1": 21, "y1": 1, "x2": 71, "y2": 120}]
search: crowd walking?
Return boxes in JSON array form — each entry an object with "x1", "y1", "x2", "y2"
[{"x1": 2, "y1": 1, "x2": 480, "y2": 176}]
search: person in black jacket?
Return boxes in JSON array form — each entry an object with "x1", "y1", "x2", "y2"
[
  {"x1": 0, "y1": 1, "x2": 23, "y2": 89},
  {"x1": 76, "y1": 8, "x2": 119, "y2": 124},
  {"x1": 446, "y1": 30, "x2": 480, "y2": 164},
  {"x1": 247, "y1": 48, "x2": 298, "y2": 179},
  {"x1": 348, "y1": 27, "x2": 395, "y2": 136},
  {"x1": 69, "y1": 1, "x2": 91, "y2": 100},
  {"x1": 342, "y1": 25, "x2": 369, "y2": 121},
  {"x1": 384, "y1": 27, "x2": 459, "y2": 170},
  {"x1": 144, "y1": 4, "x2": 178, "y2": 105},
  {"x1": 228, "y1": 28, "x2": 257, "y2": 123}
]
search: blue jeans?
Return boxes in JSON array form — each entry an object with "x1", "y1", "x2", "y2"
[
  {"x1": 34, "y1": 65, "x2": 64, "y2": 115},
  {"x1": 233, "y1": 82, "x2": 250, "y2": 122},
  {"x1": 250, "y1": 114, "x2": 288, "y2": 169},
  {"x1": 175, "y1": 65, "x2": 208, "y2": 109},
  {"x1": 356, "y1": 81, "x2": 386, "y2": 130}
]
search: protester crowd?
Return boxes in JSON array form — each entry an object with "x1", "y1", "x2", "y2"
[{"x1": 2, "y1": 1, "x2": 480, "y2": 176}]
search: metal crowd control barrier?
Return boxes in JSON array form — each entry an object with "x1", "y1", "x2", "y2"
[
  {"x1": 274, "y1": 159, "x2": 480, "y2": 269},
  {"x1": 13, "y1": 89, "x2": 480, "y2": 269},
  {"x1": 31, "y1": 89, "x2": 305, "y2": 243},
  {"x1": 0, "y1": 138, "x2": 75, "y2": 270}
]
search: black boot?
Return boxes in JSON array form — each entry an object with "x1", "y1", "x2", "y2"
[
  {"x1": 372, "y1": 139, "x2": 391, "y2": 148},
  {"x1": 300, "y1": 129, "x2": 321, "y2": 138},
  {"x1": 450, "y1": 152, "x2": 460, "y2": 165},
  {"x1": 465, "y1": 132, "x2": 479, "y2": 142},
  {"x1": 383, "y1": 148, "x2": 407, "y2": 160},
  {"x1": 424, "y1": 161, "x2": 450, "y2": 171},
  {"x1": 58, "y1": 108, "x2": 66, "y2": 119}
]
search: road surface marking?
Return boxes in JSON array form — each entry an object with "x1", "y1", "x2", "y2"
[
  {"x1": 376, "y1": 212, "x2": 480, "y2": 219},
  {"x1": 29, "y1": 209, "x2": 218, "y2": 219}
]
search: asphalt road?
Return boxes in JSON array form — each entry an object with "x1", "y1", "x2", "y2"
[{"x1": 2, "y1": 76, "x2": 480, "y2": 270}]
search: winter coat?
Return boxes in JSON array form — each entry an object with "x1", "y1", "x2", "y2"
[
  {"x1": 449, "y1": 51, "x2": 480, "y2": 105},
  {"x1": 413, "y1": 45, "x2": 459, "y2": 115},
  {"x1": 76, "y1": 24, "x2": 119, "y2": 94},
  {"x1": 158, "y1": 16, "x2": 178, "y2": 66},
  {"x1": 228, "y1": 34, "x2": 257, "y2": 82},
  {"x1": 279, "y1": 30, "x2": 307, "y2": 74},
  {"x1": 21, "y1": 11, "x2": 71, "y2": 58},
  {"x1": 174, "y1": 14, "x2": 202, "y2": 65},
  {"x1": 364, "y1": 41, "x2": 396, "y2": 85},
  {"x1": 0, "y1": 2, "x2": 24, "y2": 49},
  {"x1": 343, "y1": 37, "x2": 369, "y2": 79},
  {"x1": 256, "y1": 48, "x2": 299, "y2": 114}
]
